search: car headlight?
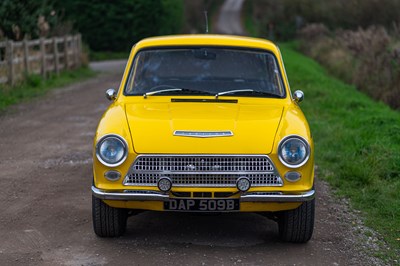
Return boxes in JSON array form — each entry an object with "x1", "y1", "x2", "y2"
[
  {"x1": 96, "y1": 135, "x2": 128, "y2": 167},
  {"x1": 278, "y1": 136, "x2": 310, "y2": 168}
]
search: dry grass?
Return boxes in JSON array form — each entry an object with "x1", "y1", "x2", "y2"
[{"x1": 298, "y1": 24, "x2": 400, "y2": 109}]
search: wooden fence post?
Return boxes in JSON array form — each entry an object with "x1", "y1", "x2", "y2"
[
  {"x1": 40, "y1": 37, "x2": 46, "y2": 78},
  {"x1": 0, "y1": 34, "x2": 83, "y2": 85},
  {"x1": 7, "y1": 40, "x2": 14, "y2": 86},
  {"x1": 77, "y1": 34, "x2": 82, "y2": 68},
  {"x1": 23, "y1": 39, "x2": 29, "y2": 75},
  {"x1": 72, "y1": 35, "x2": 78, "y2": 68},
  {"x1": 53, "y1": 37, "x2": 59, "y2": 75},
  {"x1": 64, "y1": 36, "x2": 69, "y2": 70}
]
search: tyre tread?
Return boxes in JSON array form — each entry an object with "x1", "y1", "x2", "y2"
[
  {"x1": 278, "y1": 199, "x2": 315, "y2": 243},
  {"x1": 92, "y1": 195, "x2": 127, "y2": 237}
]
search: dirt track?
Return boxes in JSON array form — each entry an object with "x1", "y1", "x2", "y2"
[
  {"x1": 0, "y1": 1, "x2": 387, "y2": 265},
  {"x1": 0, "y1": 69, "x2": 384, "y2": 266},
  {"x1": 215, "y1": 0, "x2": 245, "y2": 34}
]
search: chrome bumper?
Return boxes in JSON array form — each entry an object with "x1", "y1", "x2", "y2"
[
  {"x1": 92, "y1": 186, "x2": 315, "y2": 202},
  {"x1": 92, "y1": 186, "x2": 170, "y2": 201},
  {"x1": 240, "y1": 190, "x2": 315, "y2": 202}
]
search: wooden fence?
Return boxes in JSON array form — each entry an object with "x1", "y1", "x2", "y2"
[{"x1": 0, "y1": 34, "x2": 82, "y2": 86}]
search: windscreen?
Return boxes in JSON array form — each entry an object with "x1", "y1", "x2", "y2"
[{"x1": 125, "y1": 47, "x2": 286, "y2": 98}]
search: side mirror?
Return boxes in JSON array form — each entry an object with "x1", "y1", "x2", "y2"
[
  {"x1": 293, "y1": 90, "x2": 304, "y2": 103},
  {"x1": 105, "y1": 88, "x2": 117, "y2": 101}
]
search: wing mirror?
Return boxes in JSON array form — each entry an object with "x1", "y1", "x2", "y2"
[
  {"x1": 105, "y1": 88, "x2": 117, "y2": 101},
  {"x1": 293, "y1": 90, "x2": 304, "y2": 103}
]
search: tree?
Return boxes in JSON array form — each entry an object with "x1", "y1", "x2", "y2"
[
  {"x1": 0, "y1": 0, "x2": 58, "y2": 40},
  {"x1": 57, "y1": 0, "x2": 183, "y2": 52}
]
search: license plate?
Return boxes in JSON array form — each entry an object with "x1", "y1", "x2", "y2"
[{"x1": 164, "y1": 198, "x2": 239, "y2": 212}]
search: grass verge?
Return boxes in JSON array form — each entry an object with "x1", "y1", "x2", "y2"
[
  {"x1": 243, "y1": 1, "x2": 258, "y2": 38},
  {"x1": 90, "y1": 51, "x2": 129, "y2": 61},
  {"x1": 0, "y1": 67, "x2": 95, "y2": 112},
  {"x1": 279, "y1": 43, "x2": 400, "y2": 263}
]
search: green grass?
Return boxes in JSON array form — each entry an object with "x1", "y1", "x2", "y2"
[
  {"x1": 279, "y1": 43, "x2": 400, "y2": 262},
  {"x1": 244, "y1": 14, "x2": 258, "y2": 38},
  {"x1": 0, "y1": 67, "x2": 95, "y2": 111},
  {"x1": 90, "y1": 51, "x2": 129, "y2": 61},
  {"x1": 243, "y1": 2, "x2": 258, "y2": 38}
]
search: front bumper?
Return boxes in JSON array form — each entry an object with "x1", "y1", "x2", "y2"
[{"x1": 91, "y1": 186, "x2": 315, "y2": 202}]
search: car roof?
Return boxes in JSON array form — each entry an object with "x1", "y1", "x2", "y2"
[{"x1": 133, "y1": 34, "x2": 280, "y2": 55}]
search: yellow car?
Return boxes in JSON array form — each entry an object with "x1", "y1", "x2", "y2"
[{"x1": 92, "y1": 35, "x2": 315, "y2": 243}]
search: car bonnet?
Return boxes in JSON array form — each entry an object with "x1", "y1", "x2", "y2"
[{"x1": 124, "y1": 100, "x2": 284, "y2": 154}]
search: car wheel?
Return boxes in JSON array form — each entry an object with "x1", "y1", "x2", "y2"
[
  {"x1": 92, "y1": 195, "x2": 127, "y2": 237},
  {"x1": 278, "y1": 198, "x2": 315, "y2": 243}
]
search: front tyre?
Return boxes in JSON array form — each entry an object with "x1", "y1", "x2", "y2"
[
  {"x1": 278, "y1": 199, "x2": 315, "y2": 243},
  {"x1": 92, "y1": 195, "x2": 127, "y2": 237}
]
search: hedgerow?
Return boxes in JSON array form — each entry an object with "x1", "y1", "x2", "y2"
[{"x1": 58, "y1": 0, "x2": 183, "y2": 52}]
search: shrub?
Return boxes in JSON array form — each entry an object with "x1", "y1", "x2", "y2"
[
  {"x1": 58, "y1": 0, "x2": 184, "y2": 52},
  {"x1": 0, "y1": 0, "x2": 60, "y2": 40},
  {"x1": 298, "y1": 24, "x2": 400, "y2": 109},
  {"x1": 246, "y1": 0, "x2": 400, "y2": 41}
]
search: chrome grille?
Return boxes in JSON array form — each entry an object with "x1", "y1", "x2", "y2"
[
  {"x1": 132, "y1": 155, "x2": 274, "y2": 173},
  {"x1": 124, "y1": 173, "x2": 282, "y2": 187},
  {"x1": 124, "y1": 155, "x2": 283, "y2": 187}
]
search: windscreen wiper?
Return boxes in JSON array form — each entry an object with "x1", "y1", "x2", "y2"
[
  {"x1": 245, "y1": 90, "x2": 282, "y2": 98},
  {"x1": 143, "y1": 88, "x2": 182, "y2": 98},
  {"x1": 215, "y1": 89, "x2": 281, "y2": 99},
  {"x1": 144, "y1": 85, "x2": 211, "y2": 98},
  {"x1": 215, "y1": 89, "x2": 254, "y2": 98}
]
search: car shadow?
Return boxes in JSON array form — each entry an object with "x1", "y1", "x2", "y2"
[{"x1": 121, "y1": 211, "x2": 280, "y2": 248}]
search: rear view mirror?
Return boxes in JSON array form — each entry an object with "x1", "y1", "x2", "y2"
[{"x1": 193, "y1": 49, "x2": 216, "y2": 60}]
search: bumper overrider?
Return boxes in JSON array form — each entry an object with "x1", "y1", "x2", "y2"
[{"x1": 91, "y1": 186, "x2": 315, "y2": 202}]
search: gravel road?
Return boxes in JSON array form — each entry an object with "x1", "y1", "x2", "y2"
[
  {"x1": 215, "y1": 0, "x2": 246, "y2": 35},
  {"x1": 0, "y1": 69, "x2": 384, "y2": 265},
  {"x1": 0, "y1": 0, "x2": 388, "y2": 265}
]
